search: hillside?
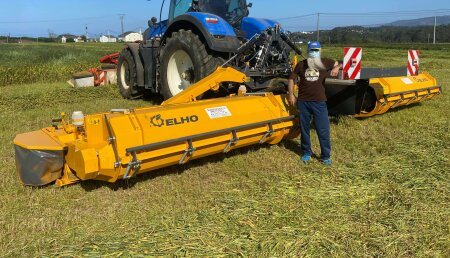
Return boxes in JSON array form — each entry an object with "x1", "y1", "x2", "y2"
[{"x1": 387, "y1": 15, "x2": 450, "y2": 27}]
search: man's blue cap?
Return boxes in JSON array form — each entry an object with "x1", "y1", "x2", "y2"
[{"x1": 308, "y1": 41, "x2": 321, "y2": 50}]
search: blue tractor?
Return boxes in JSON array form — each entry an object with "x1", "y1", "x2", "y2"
[{"x1": 117, "y1": 0, "x2": 302, "y2": 99}]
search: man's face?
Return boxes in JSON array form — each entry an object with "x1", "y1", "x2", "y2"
[{"x1": 308, "y1": 49, "x2": 321, "y2": 58}]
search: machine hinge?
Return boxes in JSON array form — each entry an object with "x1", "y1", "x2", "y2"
[
  {"x1": 123, "y1": 151, "x2": 141, "y2": 179},
  {"x1": 179, "y1": 139, "x2": 196, "y2": 165},
  {"x1": 260, "y1": 122, "x2": 274, "y2": 144},
  {"x1": 223, "y1": 130, "x2": 239, "y2": 153}
]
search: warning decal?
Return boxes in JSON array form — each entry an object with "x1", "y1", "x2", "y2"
[{"x1": 205, "y1": 106, "x2": 232, "y2": 119}]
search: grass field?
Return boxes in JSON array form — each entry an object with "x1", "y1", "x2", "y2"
[
  {"x1": 0, "y1": 43, "x2": 449, "y2": 257},
  {"x1": 0, "y1": 43, "x2": 123, "y2": 86}
]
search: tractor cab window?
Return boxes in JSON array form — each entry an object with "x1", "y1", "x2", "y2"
[
  {"x1": 169, "y1": 0, "x2": 193, "y2": 20},
  {"x1": 198, "y1": 0, "x2": 248, "y2": 25}
]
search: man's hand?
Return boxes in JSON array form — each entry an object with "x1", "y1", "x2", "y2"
[
  {"x1": 287, "y1": 77, "x2": 297, "y2": 106},
  {"x1": 330, "y1": 62, "x2": 341, "y2": 77},
  {"x1": 288, "y1": 93, "x2": 297, "y2": 106},
  {"x1": 330, "y1": 66, "x2": 340, "y2": 77}
]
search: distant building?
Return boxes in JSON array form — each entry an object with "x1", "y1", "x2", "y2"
[
  {"x1": 100, "y1": 35, "x2": 117, "y2": 43},
  {"x1": 118, "y1": 31, "x2": 143, "y2": 42},
  {"x1": 74, "y1": 36, "x2": 85, "y2": 43},
  {"x1": 58, "y1": 34, "x2": 81, "y2": 43}
]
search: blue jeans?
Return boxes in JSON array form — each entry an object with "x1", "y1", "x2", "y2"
[{"x1": 298, "y1": 101, "x2": 331, "y2": 160}]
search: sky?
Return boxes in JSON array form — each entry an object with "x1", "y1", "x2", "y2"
[{"x1": 0, "y1": 0, "x2": 449, "y2": 37}]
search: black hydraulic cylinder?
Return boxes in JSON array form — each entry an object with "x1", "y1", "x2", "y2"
[{"x1": 281, "y1": 33, "x2": 302, "y2": 56}]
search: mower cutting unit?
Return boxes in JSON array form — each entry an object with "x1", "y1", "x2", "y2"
[
  {"x1": 325, "y1": 48, "x2": 442, "y2": 117},
  {"x1": 14, "y1": 68, "x2": 299, "y2": 187}
]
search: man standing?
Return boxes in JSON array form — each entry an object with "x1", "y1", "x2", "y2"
[{"x1": 288, "y1": 42, "x2": 341, "y2": 165}]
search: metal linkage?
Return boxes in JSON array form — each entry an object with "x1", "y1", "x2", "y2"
[
  {"x1": 260, "y1": 123, "x2": 274, "y2": 144},
  {"x1": 405, "y1": 91, "x2": 419, "y2": 106},
  {"x1": 179, "y1": 139, "x2": 196, "y2": 164},
  {"x1": 104, "y1": 114, "x2": 121, "y2": 168},
  {"x1": 390, "y1": 93, "x2": 405, "y2": 109},
  {"x1": 123, "y1": 151, "x2": 141, "y2": 179},
  {"x1": 223, "y1": 130, "x2": 239, "y2": 153}
]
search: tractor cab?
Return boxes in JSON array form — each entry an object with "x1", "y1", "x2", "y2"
[{"x1": 169, "y1": 0, "x2": 250, "y2": 27}]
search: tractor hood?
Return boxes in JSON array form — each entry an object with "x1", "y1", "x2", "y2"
[{"x1": 241, "y1": 17, "x2": 282, "y2": 39}]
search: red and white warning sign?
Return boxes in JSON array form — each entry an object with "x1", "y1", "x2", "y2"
[
  {"x1": 407, "y1": 50, "x2": 420, "y2": 76},
  {"x1": 343, "y1": 47, "x2": 362, "y2": 80}
]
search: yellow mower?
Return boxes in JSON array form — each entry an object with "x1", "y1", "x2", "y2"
[
  {"x1": 14, "y1": 48, "x2": 441, "y2": 187},
  {"x1": 14, "y1": 67, "x2": 299, "y2": 186}
]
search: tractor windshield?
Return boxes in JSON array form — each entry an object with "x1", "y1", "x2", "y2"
[
  {"x1": 169, "y1": 0, "x2": 249, "y2": 25},
  {"x1": 198, "y1": 0, "x2": 248, "y2": 25}
]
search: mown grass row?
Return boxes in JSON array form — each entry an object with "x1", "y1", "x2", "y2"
[
  {"x1": 0, "y1": 43, "x2": 123, "y2": 86},
  {"x1": 0, "y1": 44, "x2": 448, "y2": 256}
]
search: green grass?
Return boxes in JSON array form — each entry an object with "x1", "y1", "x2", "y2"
[
  {"x1": 0, "y1": 43, "x2": 123, "y2": 86},
  {"x1": 0, "y1": 44, "x2": 449, "y2": 257}
]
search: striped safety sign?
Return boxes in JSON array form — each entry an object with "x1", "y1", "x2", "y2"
[
  {"x1": 99, "y1": 70, "x2": 107, "y2": 86},
  {"x1": 407, "y1": 50, "x2": 420, "y2": 76},
  {"x1": 343, "y1": 47, "x2": 362, "y2": 80}
]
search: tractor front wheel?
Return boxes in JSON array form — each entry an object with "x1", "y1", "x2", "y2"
[{"x1": 159, "y1": 30, "x2": 223, "y2": 99}]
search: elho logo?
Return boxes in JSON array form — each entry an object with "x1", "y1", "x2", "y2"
[{"x1": 150, "y1": 114, "x2": 199, "y2": 127}]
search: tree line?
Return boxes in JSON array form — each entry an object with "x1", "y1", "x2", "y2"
[{"x1": 290, "y1": 25, "x2": 450, "y2": 44}]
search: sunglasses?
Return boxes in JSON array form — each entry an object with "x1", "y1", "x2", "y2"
[{"x1": 309, "y1": 49, "x2": 320, "y2": 52}]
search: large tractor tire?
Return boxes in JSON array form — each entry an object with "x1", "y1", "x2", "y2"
[
  {"x1": 117, "y1": 48, "x2": 140, "y2": 99},
  {"x1": 159, "y1": 30, "x2": 223, "y2": 99}
]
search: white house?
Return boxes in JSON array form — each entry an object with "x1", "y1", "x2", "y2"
[
  {"x1": 100, "y1": 35, "x2": 117, "y2": 43},
  {"x1": 74, "y1": 36, "x2": 84, "y2": 43},
  {"x1": 118, "y1": 31, "x2": 143, "y2": 42},
  {"x1": 61, "y1": 36, "x2": 67, "y2": 43}
]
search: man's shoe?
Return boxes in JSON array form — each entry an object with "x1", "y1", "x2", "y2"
[
  {"x1": 301, "y1": 154, "x2": 311, "y2": 163},
  {"x1": 321, "y1": 159, "x2": 332, "y2": 166}
]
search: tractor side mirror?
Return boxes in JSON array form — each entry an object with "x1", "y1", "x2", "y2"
[
  {"x1": 149, "y1": 17, "x2": 158, "y2": 28},
  {"x1": 191, "y1": 0, "x2": 199, "y2": 11},
  {"x1": 247, "y1": 3, "x2": 253, "y2": 8}
]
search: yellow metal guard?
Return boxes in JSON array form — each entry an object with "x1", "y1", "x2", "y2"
[{"x1": 357, "y1": 72, "x2": 441, "y2": 118}]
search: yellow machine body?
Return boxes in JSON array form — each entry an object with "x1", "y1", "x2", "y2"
[
  {"x1": 14, "y1": 68, "x2": 299, "y2": 186},
  {"x1": 357, "y1": 72, "x2": 441, "y2": 118}
]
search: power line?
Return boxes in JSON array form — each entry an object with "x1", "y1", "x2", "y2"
[
  {"x1": 275, "y1": 13, "x2": 316, "y2": 21},
  {"x1": 274, "y1": 9, "x2": 450, "y2": 21},
  {"x1": 0, "y1": 15, "x2": 116, "y2": 24}
]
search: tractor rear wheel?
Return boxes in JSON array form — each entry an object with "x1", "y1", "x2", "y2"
[
  {"x1": 117, "y1": 48, "x2": 140, "y2": 99},
  {"x1": 159, "y1": 30, "x2": 223, "y2": 99}
]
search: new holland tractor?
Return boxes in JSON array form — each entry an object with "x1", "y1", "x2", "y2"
[{"x1": 117, "y1": 0, "x2": 302, "y2": 100}]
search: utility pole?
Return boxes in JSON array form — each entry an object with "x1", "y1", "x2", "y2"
[
  {"x1": 119, "y1": 14, "x2": 126, "y2": 36},
  {"x1": 85, "y1": 24, "x2": 88, "y2": 41},
  {"x1": 6, "y1": 33, "x2": 9, "y2": 44},
  {"x1": 316, "y1": 12, "x2": 320, "y2": 42},
  {"x1": 433, "y1": 16, "x2": 437, "y2": 44}
]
